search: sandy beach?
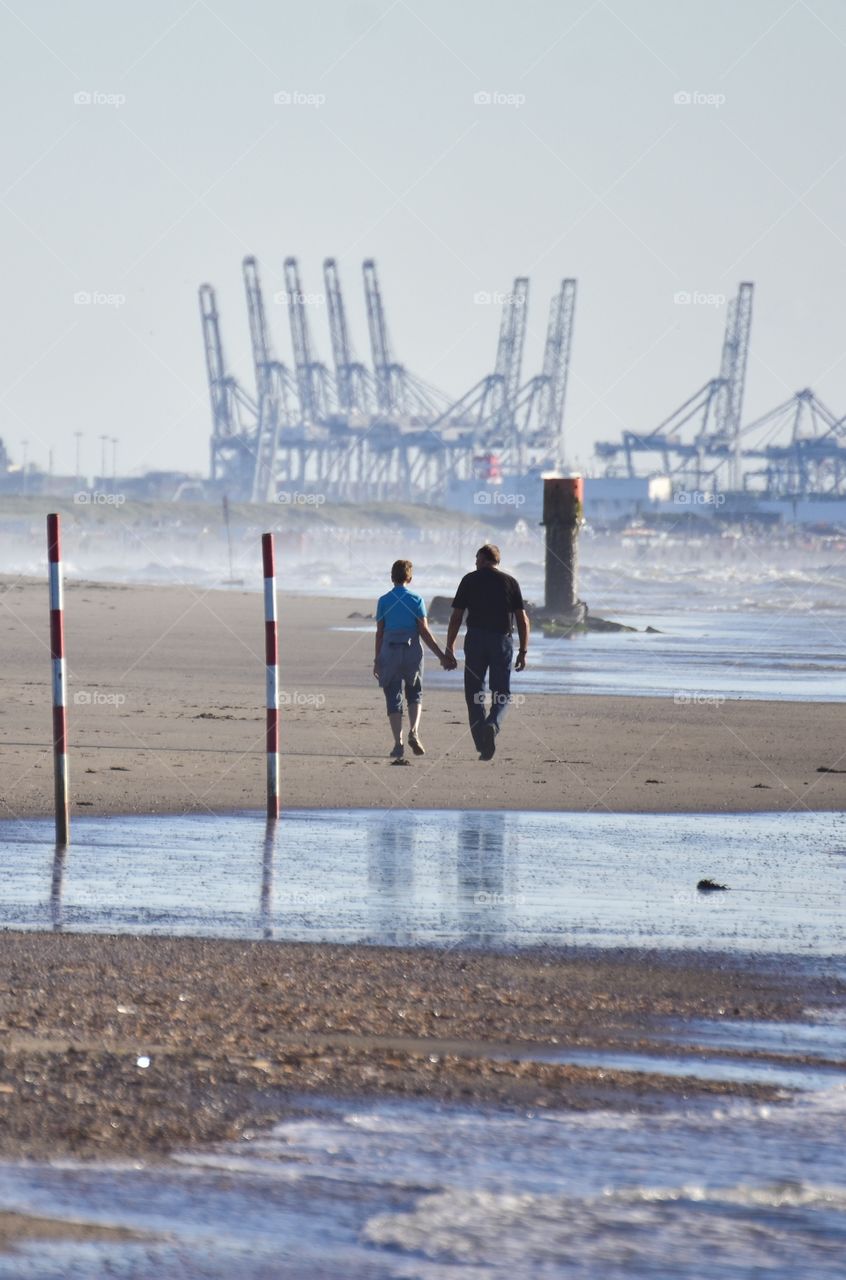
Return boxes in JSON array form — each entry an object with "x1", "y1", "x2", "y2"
[{"x1": 1, "y1": 575, "x2": 844, "y2": 820}]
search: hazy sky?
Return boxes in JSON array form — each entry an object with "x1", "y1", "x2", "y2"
[{"x1": 2, "y1": 0, "x2": 846, "y2": 480}]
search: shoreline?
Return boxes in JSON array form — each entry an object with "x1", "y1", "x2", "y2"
[
  {"x1": 5, "y1": 797, "x2": 846, "y2": 821},
  {"x1": 0, "y1": 931, "x2": 842, "y2": 1163}
]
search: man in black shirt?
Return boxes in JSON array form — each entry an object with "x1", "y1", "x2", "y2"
[{"x1": 446, "y1": 543, "x2": 530, "y2": 760}]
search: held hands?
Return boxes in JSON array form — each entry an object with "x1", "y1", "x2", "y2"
[
  {"x1": 440, "y1": 650, "x2": 458, "y2": 671},
  {"x1": 515, "y1": 648, "x2": 527, "y2": 672}
]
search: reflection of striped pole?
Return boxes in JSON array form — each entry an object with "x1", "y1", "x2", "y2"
[
  {"x1": 47, "y1": 514, "x2": 69, "y2": 846},
  {"x1": 262, "y1": 533, "x2": 279, "y2": 819}
]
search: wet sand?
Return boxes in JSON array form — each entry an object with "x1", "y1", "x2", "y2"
[
  {"x1": 0, "y1": 932, "x2": 842, "y2": 1160},
  {"x1": 0, "y1": 1212, "x2": 145, "y2": 1250},
  {"x1": 1, "y1": 576, "x2": 844, "y2": 819}
]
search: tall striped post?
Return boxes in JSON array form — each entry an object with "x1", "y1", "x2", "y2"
[
  {"x1": 47, "y1": 513, "x2": 69, "y2": 846},
  {"x1": 262, "y1": 533, "x2": 280, "y2": 819}
]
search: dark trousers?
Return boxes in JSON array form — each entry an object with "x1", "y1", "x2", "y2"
[{"x1": 463, "y1": 627, "x2": 513, "y2": 749}]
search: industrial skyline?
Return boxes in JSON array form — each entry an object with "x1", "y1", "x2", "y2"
[
  {"x1": 202, "y1": 253, "x2": 576, "y2": 503},
  {"x1": 200, "y1": 255, "x2": 846, "y2": 505},
  {"x1": 3, "y1": 1, "x2": 846, "y2": 485}
]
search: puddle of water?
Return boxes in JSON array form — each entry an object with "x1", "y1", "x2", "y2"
[
  {"x1": 0, "y1": 1085, "x2": 844, "y2": 1278},
  {"x1": 1, "y1": 809, "x2": 845, "y2": 958},
  {"x1": 511, "y1": 1045, "x2": 845, "y2": 1092},
  {"x1": 474, "y1": 1009, "x2": 846, "y2": 1090},
  {"x1": 658, "y1": 1017, "x2": 846, "y2": 1060}
]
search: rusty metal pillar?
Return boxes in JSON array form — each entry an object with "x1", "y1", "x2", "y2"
[{"x1": 542, "y1": 475, "x2": 583, "y2": 615}]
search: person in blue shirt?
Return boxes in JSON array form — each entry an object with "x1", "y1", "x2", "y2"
[{"x1": 374, "y1": 559, "x2": 456, "y2": 761}]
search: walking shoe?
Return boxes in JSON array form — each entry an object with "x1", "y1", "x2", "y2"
[
  {"x1": 479, "y1": 724, "x2": 497, "y2": 761},
  {"x1": 390, "y1": 743, "x2": 405, "y2": 760},
  {"x1": 408, "y1": 731, "x2": 426, "y2": 756}
]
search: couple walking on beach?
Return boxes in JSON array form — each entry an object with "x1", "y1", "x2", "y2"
[{"x1": 373, "y1": 544, "x2": 530, "y2": 763}]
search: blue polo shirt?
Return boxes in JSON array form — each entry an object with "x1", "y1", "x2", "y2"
[{"x1": 376, "y1": 584, "x2": 426, "y2": 632}]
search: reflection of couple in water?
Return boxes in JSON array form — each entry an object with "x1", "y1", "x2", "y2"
[{"x1": 373, "y1": 543, "x2": 530, "y2": 763}]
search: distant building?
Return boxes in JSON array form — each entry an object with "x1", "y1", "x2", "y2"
[
  {"x1": 681, "y1": 489, "x2": 846, "y2": 529},
  {"x1": 582, "y1": 475, "x2": 671, "y2": 526}
]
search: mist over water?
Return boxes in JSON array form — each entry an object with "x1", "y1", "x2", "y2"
[{"x1": 5, "y1": 514, "x2": 846, "y2": 612}]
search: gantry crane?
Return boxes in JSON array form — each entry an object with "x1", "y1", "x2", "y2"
[
  {"x1": 736, "y1": 388, "x2": 846, "y2": 496},
  {"x1": 323, "y1": 258, "x2": 372, "y2": 416},
  {"x1": 714, "y1": 282, "x2": 754, "y2": 489},
  {"x1": 430, "y1": 277, "x2": 530, "y2": 461},
  {"x1": 517, "y1": 278, "x2": 577, "y2": 470},
  {"x1": 242, "y1": 256, "x2": 298, "y2": 502},
  {"x1": 362, "y1": 259, "x2": 446, "y2": 419},
  {"x1": 595, "y1": 283, "x2": 755, "y2": 489},
  {"x1": 485, "y1": 277, "x2": 530, "y2": 461},
  {"x1": 284, "y1": 257, "x2": 334, "y2": 424},
  {"x1": 201, "y1": 257, "x2": 576, "y2": 502},
  {"x1": 200, "y1": 283, "x2": 258, "y2": 495}
]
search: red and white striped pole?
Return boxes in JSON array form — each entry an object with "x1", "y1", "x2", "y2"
[
  {"x1": 262, "y1": 532, "x2": 280, "y2": 819},
  {"x1": 47, "y1": 513, "x2": 69, "y2": 846}
]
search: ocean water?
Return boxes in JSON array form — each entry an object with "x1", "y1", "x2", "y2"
[
  {"x1": 0, "y1": 1083, "x2": 844, "y2": 1278},
  {"x1": 0, "y1": 809, "x2": 844, "y2": 960},
  {"x1": 519, "y1": 549, "x2": 846, "y2": 699},
  {"x1": 345, "y1": 546, "x2": 846, "y2": 701},
  {"x1": 418, "y1": 606, "x2": 846, "y2": 701}
]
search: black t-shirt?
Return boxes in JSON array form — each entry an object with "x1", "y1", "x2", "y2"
[{"x1": 451, "y1": 568, "x2": 525, "y2": 634}]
